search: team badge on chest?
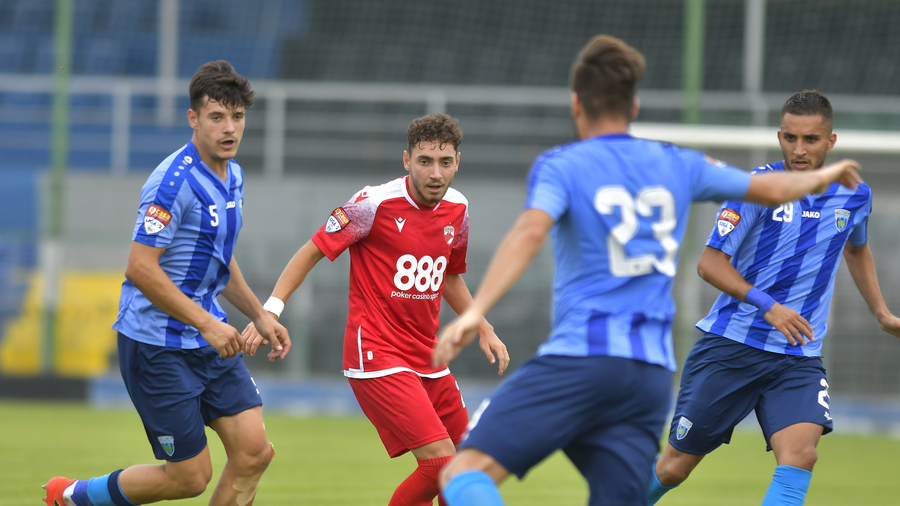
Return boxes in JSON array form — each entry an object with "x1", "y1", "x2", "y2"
[
  {"x1": 834, "y1": 209, "x2": 850, "y2": 232},
  {"x1": 444, "y1": 225, "x2": 455, "y2": 245},
  {"x1": 716, "y1": 208, "x2": 741, "y2": 237},
  {"x1": 144, "y1": 204, "x2": 172, "y2": 234}
]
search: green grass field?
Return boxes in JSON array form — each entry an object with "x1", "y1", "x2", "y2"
[{"x1": 3, "y1": 400, "x2": 898, "y2": 505}]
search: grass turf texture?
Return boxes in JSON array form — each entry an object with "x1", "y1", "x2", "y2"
[{"x1": 2, "y1": 400, "x2": 898, "y2": 505}]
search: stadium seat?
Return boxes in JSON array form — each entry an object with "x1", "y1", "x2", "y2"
[{"x1": 0, "y1": 34, "x2": 29, "y2": 72}]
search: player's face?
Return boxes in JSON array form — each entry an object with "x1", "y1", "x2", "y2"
[
  {"x1": 188, "y1": 96, "x2": 246, "y2": 171},
  {"x1": 777, "y1": 113, "x2": 835, "y2": 171},
  {"x1": 403, "y1": 141, "x2": 460, "y2": 207}
]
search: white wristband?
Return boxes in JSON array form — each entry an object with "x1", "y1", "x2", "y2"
[{"x1": 263, "y1": 296, "x2": 285, "y2": 318}]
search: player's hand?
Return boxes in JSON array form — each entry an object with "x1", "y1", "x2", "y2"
[
  {"x1": 476, "y1": 320, "x2": 509, "y2": 376},
  {"x1": 199, "y1": 319, "x2": 245, "y2": 358},
  {"x1": 818, "y1": 159, "x2": 862, "y2": 192},
  {"x1": 433, "y1": 309, "x2": 483, "y2": 368},
  {"x1": 876, "y1": 313, "x2": 900, "y2": 339},
  {"x1": 253, "y1": 313, "x2": 292, "y2": 362},
  {"x1": 764, "y1": 303, "x2": 814, "y2": 346}
]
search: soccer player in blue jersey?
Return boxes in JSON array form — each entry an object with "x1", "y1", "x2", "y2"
[
  {"x1": 43, "y1": 61, "x2": 290, "y2": 506},
  {"x1": 645, "y1": 90, "x2": 900, "y2": 506},
  {"x1": 431, "y1": 37, "x2": 864, "y2": 506}
]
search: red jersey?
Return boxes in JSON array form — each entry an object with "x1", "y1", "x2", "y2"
[{"x1": 312, "y1": 176, "x2": 470, "y2": 379}]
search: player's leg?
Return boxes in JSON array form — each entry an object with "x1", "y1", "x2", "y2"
[
  {"x1": 441, "y1": 448, "x2": 510, "y2": 506},
  {"x1": 757, "y1": 358, "x2": 831, "y2": 506},
  {"x1": 207, "y1": 407, "x2": 274, "y2": 506},
  {"x1": 561, "y1": 358, "x2": 671, "y2": 506},
  {"x1": 647, "y1": 333, "x2": 769, "y2": 505},
  {"x1": 443, "y1": 355, "x2": 629, "y2": 506},
  {"x1": 200, "y1": 348, "x2": 273, "y2": 506},
  {"x1": 44, "y1": 334, "x2": 217, "y2": 506},
  {"x1": 44, "y1": 450, "x2": 214, "y2": 506},
  {"x1": 348, "y1": 372, "x2": 457, "y2": 506}
]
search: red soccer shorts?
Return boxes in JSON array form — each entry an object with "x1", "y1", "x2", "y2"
[{"x1": 349, "y1": 371, "x2": 469, "y2": 458}]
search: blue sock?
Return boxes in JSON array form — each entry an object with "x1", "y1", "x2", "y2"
[
  {"x1": 70, "y1": 480, "x2": 94, "y2": 506},
  {"x1": 84, "y1": 470, "x2": 138, "y2": 506},
  {"x1": 761, "y1": 465, "x2": 812, "y2": 506},
  {"x1": 442, "y1": 470, "x2": 505, "y2": 506},
  {"x1": 645, "y1": 456, "x2": 678, "y2": 506}
]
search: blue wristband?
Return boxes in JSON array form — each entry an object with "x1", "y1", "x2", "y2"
[{"x1": 745, "y1": 287, "x2": 776, "y2": 314}]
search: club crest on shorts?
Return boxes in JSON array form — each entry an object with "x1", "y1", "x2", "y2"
[
  {"x1": 717, "y1": 208, "x2": 741, "y2": 237},
  {"x1": 834, "y1": 209, "x2": 850, "y2": 232},
  {"x1": 444, "y1": 225, "x2": 455, "y2": 245},
  {"x1": 325, "y1": 207, "x2": 350, "y2": 233},
  {"x1": 144, "y1": 204, "x2": 172, "y2": 234},
  {"x1": 157, "y1": 435, "x2": 175, "y2": 456},
  {"x1": 676, "y1": 416, "x2": 693, "y2": 440}
]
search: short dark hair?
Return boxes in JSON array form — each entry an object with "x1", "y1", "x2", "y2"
[
  {"x1": 407, "y1": 113, "x2": 463, "y2": 153},
  {"x1": 570, "y1": 35, "x2": 646, "y2": 120},
  {"x1": 189, "y1": 60, "x2": 254, "y2": 112},
  {"x1": 781, "y1": 90, "x2": 833, "y2": 123}
]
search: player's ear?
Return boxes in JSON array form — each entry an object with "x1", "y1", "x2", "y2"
[
  {"x1": 570, "y1": 92, "x2": 581, "y2": 119},
  {"x1": 187, "y1": 108, "x2": 199, "y2": 129},
  {"x1": 630, "y1": 96, "x2": 640, "y2": 121},
  {"x1": 403, "y1": 150, "x2": 411, "y2": 172},
  {"x1": 826, "y1": 133, "x2": 836, "y2": 152}
]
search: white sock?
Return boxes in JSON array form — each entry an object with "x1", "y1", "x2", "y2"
[{"x1": 62, "y1": 482, "x2": 78, "y2": 506}]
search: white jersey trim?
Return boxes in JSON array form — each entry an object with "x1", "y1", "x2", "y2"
[{"x1": 343, "y1": 366, "x2": 452, "y2": 379}]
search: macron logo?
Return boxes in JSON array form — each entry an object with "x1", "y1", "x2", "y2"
[{"x1": 395, "y1": 217, "x2": 406, "y2": 232}]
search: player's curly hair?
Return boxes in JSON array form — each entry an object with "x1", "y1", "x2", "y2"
[
  {"x1": 407, "y1": 113, "x2": 463, "y2": 153},
  {"x1": 782, "y1": 90, "x2": 833, "y2": 123},
  {"x1": 189, "y1": 60, "x2": 254, "y2": 112},
  {"x1": 571, "y1": 35, "x2": 646, "y2": 120}
]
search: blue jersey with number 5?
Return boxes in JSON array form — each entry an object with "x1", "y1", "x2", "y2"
[
  {"x1": 113, "y1": 141, "x2": 245, "y2": 349},
  {"x1": 525, "y1": 133, "x2": 750, "y2": 371}
]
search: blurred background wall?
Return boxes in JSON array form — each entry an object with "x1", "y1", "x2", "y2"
[{"x1": 1, "y1": 0, "x2": 900, "y2": 423}]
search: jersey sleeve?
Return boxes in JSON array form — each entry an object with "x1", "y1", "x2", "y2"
[
  {"x1": 447, "y1": 209, "x2": 469, "y2": 275},
  {"x1": 705, "y1": 200, "x2": 764, "y2": 257},
  {"x1": 848, "y1": 192, "x2": 872, "y2": 247},
  {"x1": 312, "y1": 188, "x2": 377, "y2": 261},
  {"x1": 685, "y1": 150, "x2": 752, "y2": 203},
  {"x1": 524, "y1": 153, "x2": 569, "y2": 221},
  {"x1": 132, "y1": 176, "x2": 193, "y2": 249}
]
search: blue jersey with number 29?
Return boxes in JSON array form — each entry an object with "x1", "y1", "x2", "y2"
[{"x1": 525, "y1": 133, "x2": 750, "y2": 371}]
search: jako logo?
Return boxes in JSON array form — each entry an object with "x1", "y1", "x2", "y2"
[{"x1": 802, "y1": 210, "x2": 820, "y2": 218}]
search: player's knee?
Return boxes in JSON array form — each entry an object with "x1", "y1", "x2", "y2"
[
  {"x1": 171, "y1": 471, "x2": 211, "y2": 498},
  {"x1": 234, "y1": 439, "x2": 275, "y2": 476},
  {"x1": 656, "y1": 456, "x2": 692, "y2": 486},
  {"x1": 787, "y1": 445, "x2": 818, "y2": 471}
]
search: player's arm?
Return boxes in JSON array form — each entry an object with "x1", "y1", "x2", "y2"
[
  {"x1": 442, "y1": 274, "x2": 509, "y2": 375},
  {"x1": 241, "y1": 239, "x2": 326, "y2": 356},
  {"x1": 697, "y1": 246, "x2": 814, "y2": 346},
  {"x1": 222, "y1": 256, "x2": 291, "y2": 361},
  {"x1": 433, "y1": 208, "x2": 552, "y2": 368},
  {"x1": 843, "y1": 242, "x2": 900, "y2": 338},
  {"x1": 743, "y1": 159, "x2": 861, "y2": 206},
  {"x1": 124, "y1": 241, "x2": 244, "y2": 358}
]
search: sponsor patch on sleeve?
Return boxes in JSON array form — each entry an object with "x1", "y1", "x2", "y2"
[
  {"x1": 143, "y1": 204, "x2": 172, "y2": 234},
  {"x1": 716, "y1": 208, "x2": 741, "y2": 237},
  {"x1": 324, "y1": 207, "x2": 351, "y2": 233}
]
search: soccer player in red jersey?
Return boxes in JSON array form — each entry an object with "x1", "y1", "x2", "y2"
[{"x1": 243, "y1": 113, "x2": 509, "y2": 505}]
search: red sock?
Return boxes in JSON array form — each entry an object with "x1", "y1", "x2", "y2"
[{"x1": 388, "y1": 455, "x2": 454, "y2": 506}]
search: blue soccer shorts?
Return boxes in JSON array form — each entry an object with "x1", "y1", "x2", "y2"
[
  {"x1": 460, "y1": 354, "x2": 672, "y2": 506},
  {"x1": 668, "y1": 332, "x2": 833, "y2": 455},
  {"x1": 117, "y1": 332, "x2": 263, "y2": 461}
]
